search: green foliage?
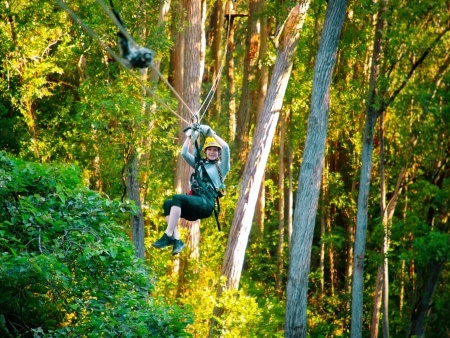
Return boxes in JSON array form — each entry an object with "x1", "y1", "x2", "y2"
[
  {"x1": 0, "y1": 152, "x2": 192, "y2": 337},
  {"x1": 1, "y1": 0, "x2": 450, "y2": 335},
  {"x1": 210, "y1": 285, "x2": 261, "y2": 338}
]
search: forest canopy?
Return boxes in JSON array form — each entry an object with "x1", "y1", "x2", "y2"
[{"x1": 1, "y1": 0, "x2": 450, "y2": 337}]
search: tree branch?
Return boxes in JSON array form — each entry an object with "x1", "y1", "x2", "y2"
[{"x1": 381, "y1": 28, "x2": 450, "y2": 113}]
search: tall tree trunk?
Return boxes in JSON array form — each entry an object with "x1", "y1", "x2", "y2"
[
  {"x1": 345, "y1": 181, "x2": 356, "y2": 294},
  {"x1": 254, "y1": 176, "x2": 265, "y2": 237},
  {"x1": 380, "y1": 111, "x2": 390, "y2": 338},
  {"x1": 406, "y1": 261, "x2": 445, "y2": 338},
  {"x1": 400, "y1": 173, "x2": 409, "y2": 316},
  {"x1": 235, "y1": 0, "x2": 262, "y2": 164},
  {"x1": 287, "y1": 141, "x2": 294, "y2": 245},
  {"x1": 284, "y1": 1, "x2": 346, "y2": 336},
  {"x1": 225, "y1": 14, "x2": 237, "y2": 140},
  {"x1": 351, "y1": 2, "x2": 442, "y2": 335},
  {"x1": 171, "y1": 0, "x2": 203, "y2": 287},
  {"x1": 254, "y1": 0, "x2": 269, "y2": 235},
  {"x1": 275, "y1": 116, "x2": 286, "y2": 298},
  {"x1": 257, "y1": 0, "x2": 269, "y2": 118},
  {"x1": 371, "y1": 110, "x2": 390, "y2": 338},
  {"x1": 151, "y1": 0, "x2": 171, "y2": 82},
  {"x1": 209, "y1": 2, "x2": 311, "y2": 336},
  {"x1": 127, "y1": 149, "x2": 145, "y2": 258},
  {"x1": 210, "y1": 0, "x2": 225, "y2": 113},
  {"x1": 370, "y1": 266, "x2": 384, "y2": 338},
  {"x1": 319, "y1": 167, "x2": 327, "y2": 297},
  {"x1": 126, "y1": 0, "x2": 150, "y2": 259},
  {"x1": 180, "y1": 0, "x2": 204, "y2": 262},
  {"x1": 327, "y1": 209, "x2": 335, "y2": 297},
  {"x1": 350, "y1": 0, "x2": 388, "y2": 336}
]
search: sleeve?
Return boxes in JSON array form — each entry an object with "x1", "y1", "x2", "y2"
[
  {"x1": 212, "y1": 134, "x2": 230, "y2": 177},
  {"x1": 181, "y1": 138, "x2": 196, "y2": 168}
]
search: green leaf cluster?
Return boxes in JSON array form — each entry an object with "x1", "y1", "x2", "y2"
[{"x1": 0, "y1": 152, "x2": 192, "y2": 337}]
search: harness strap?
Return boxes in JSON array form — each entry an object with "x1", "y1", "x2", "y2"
[
  {"x1": 192, "y1": 137, "x2": 222, "y2": 231},
  {"x1": 198, "y1": 161, "x2": 221, "y2": 231}
]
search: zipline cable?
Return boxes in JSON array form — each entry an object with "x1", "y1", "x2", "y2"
[
  {"x1": 54, "y1": 0, "x2": 190, "y2": 124},
  {"x1": 57, "y1": 0, "x2": 233, "y2": 128},
  {"x1": 198, "y1": 10, "x2": 232, "y2": 122},
  {"x1": 96, "y1": 0, "x2": 231, "y2": 124},
  {"x1": 95, "y1": 0, "x2": 196, "y2": 118}
]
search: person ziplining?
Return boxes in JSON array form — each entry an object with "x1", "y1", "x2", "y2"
[
  {"x1": 55, "y1": 0, "x2": 233, "y2": 256},
  {"x1": 152, "y1": 123, "x2": 230, "y2": 255}
]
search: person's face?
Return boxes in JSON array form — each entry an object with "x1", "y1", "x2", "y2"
[{"x1": 205, "y1": 147, "x2": 220, "y2": 161}]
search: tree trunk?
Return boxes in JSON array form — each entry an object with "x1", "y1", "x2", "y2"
[
  {"x1": 370, "y1": 266, "x2": 384, "y2": 338},
  {"x1": 210, "y1": 0, "x2": 225, "y2": 113},
  {"x1": 127, "y1": 149, "x2": 145, "y2": 258},
  {"x1": 284, "y1": 1, "x2": 347, "y2": 336},
  {"x1": 151, "y1": 0, "x2": 171, "y2": 82},
  {"x1": 319, "y1": 157, "x2": 329, "y2": 297},
  {"x1": 209, "y1": 2, "x2": 311, "y2": 336},
  {"x1": 235, "y1": 0, "x2": 262, "y2": 164},
  {"x1": 406, "y1": 261, "x2": 445, "y2": 338},
  {"x1": 254, "y1": 0, "x2": 269, "y2": 236},
  {"x1": 180, "y1": 0, "x2": 204, "y2": 261},
  {"x1": 225, "y1": 14, "x2": 237, "y2": 140},
  {"x1": 327, "y1": 212, "x2": 335, "y2": 297},
  {"x1": 380, "y1": 111, "x2": 389, "y2": 338},
  {"x1": 275, "y1": 116, "x2": 286, "y2": 298},
  {"x1": 254, "y1": 176, "x2": 265, "y2": 237},
  {"x1": 350, "y1": 0, "x2": 388, "y2": 336},
  {"x1": 257, "y1": 0, "x2": 269, "y2": 118},
  {"x1": 319, "y1": 172, "x2": 326, "y2": 297},
  {"x1": 287, "y1": 141, "x2": 294, "y2": 245},
  {"x1": 125, "y1": 0, "x2": 150, "y2": 259},
  {"x1": 345, "y1": 184, "x2": 355, "y2": 294},
  {"x1": 371, "y1": 110, "x2": 391, "y2": 338}
]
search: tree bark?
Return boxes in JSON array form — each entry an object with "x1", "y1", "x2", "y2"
[
  {"x1": 350, "y1": 0, "x2": 388, "y2": 335},
  {"x1": 126, "y1": 0, "x2": 150, "y2": 259},
  {"x1": 370, "y1": 266, "x2": 384, "y2": 338},
  {"x1": 235, "y1": 0, "x2": 262, "y2": 164},
  {"x1": 319, "y1": 168, "x2": 327, "y2": 296},
  {"x1": 225, "y1": 14, "x2": 237, "y2": 140},
  {"x1": 180, "y1": 0, "x2": 204, "y2": 261},
  {"x1": 254, "y1": 176, "x2": 265, "y2": 237},
  {"x1": 210, "y1": 0, "x2": 225, "y2": 113},
  {"x1": 406, "y1": 261, "x2": 445, "y2": 338},
  {"x1": 151, "y1": 0, "x2": 171, "y2": 82},
  {"x1": 284, "y1": 1, "x2": 347, "y2": 336},
  {"x1": 275, "y1": 116, "x2": 286, "y2": 298},
  {"x1": 209, "y1": 1, "x2": 311, "y2": 336},
  {"x1": 287, "y1": 141, "x2": 294, "y2": 245},
  {"x1": 257, "y1": 0, "x2": 269, "y2": 118},
  {"x1": 254, "y1": 0, "x2": 269, "y2": 235},
  {"x1": 127, "y1": 149, "x2": 145, "y2": 258}
]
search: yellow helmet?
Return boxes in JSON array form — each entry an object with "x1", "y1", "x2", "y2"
[{"x1": 203, "y1": 137, "x2": 221, "y2": 150}]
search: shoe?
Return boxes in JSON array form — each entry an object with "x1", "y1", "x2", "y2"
[
  {"x1": 152, "y1": 233, "x2": 175, "y2": 249},
  {"x1": 172, "y1": 239, "x2": 185, "y2": 255}
]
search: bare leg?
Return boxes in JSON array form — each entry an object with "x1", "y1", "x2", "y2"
[{"x1": 165, "y1": 206, "x2": 181, "y2": 239}]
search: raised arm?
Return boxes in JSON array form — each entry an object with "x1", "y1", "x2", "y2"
[{"x1": 181, "y1": 136, "x2": 196, "y2": 168}]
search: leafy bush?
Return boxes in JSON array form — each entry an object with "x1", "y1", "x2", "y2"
[{"x1": 0, "y1": 152, "x2": 192, "y2": 337}]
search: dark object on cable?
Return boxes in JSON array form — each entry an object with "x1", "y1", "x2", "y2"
[{"x1": 109, "y1": 0, "x2": 153, "y2": 69}]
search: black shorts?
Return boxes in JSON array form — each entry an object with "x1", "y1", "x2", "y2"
[{"x1": 163, "y1": 194, "x2": 214, "y2": 221}]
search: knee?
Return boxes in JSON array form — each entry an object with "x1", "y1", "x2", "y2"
[
  {"x1": 163, "y1": 200, "x2": 172, "y2": 216},
  {"x1": 171, "y1": 194, "x2": 183, "y2": 208}
]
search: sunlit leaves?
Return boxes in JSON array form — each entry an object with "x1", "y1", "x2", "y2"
[{"x1": 0, "y1": 153, "x2": 192, "y2": 336}]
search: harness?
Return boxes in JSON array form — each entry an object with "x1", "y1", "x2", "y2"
[{"x1": 190, "y1": 137, "x2": 223, "y2": 231}]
